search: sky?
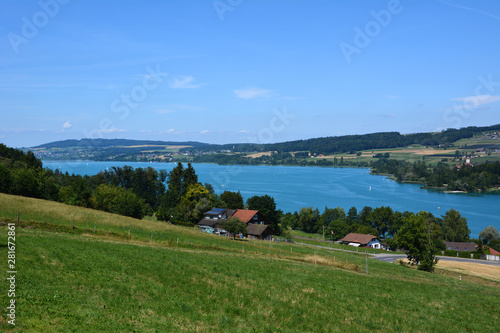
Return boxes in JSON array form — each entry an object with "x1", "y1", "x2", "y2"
[{"x1": 1, "y1": 0, "x2": 500, "y2": 148}]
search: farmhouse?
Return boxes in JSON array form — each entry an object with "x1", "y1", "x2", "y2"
[
  {"x1": 339, "y1": 233, "x2": 384, "y2": 249},
  {"x1": 198, "y1": 208, "x2": 234, "y2": 232},
  {"x1": 444, "y1": 242, "x2": 477, "y2": 252},
  {"x1": 198, "y1": 208, "x2": 275, "y2": 240}
]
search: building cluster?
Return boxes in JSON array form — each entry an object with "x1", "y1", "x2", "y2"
[{"x1": 197, "y1": 208, "x2": 275, "y2": 240}]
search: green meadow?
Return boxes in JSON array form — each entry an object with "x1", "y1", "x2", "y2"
[{"x1": 1, "y1": 193, "x2": 499, "y2": 332}]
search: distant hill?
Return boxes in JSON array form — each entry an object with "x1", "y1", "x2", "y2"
[
  {"x1": 181, "y1": 124, "x2": 500, "y2": 155},
  {"x1": 32, "y1": 138, "x2": 209, "y2": 149}
]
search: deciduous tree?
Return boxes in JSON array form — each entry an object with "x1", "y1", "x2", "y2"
[
  {"x1": 396, "y1": 212, "x2": 439, "y2": 272},
  {"x1": 441, "y1": 209, "x2": 470, "y2": 242}
]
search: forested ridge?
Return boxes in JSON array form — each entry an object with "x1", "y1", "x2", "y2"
[{"x1": 182, "y1": 124, "x2": 500, "y2": 155}]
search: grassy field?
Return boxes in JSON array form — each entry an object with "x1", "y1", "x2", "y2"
[{"x1": 1, "y1": 194, "x2": 500, "y2": 332}]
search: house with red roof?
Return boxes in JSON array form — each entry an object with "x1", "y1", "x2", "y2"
[
  {"x1": 488, "y1": 247, "x2": 500, "y2": 256},
  {"x1": 339, "y1": 233, "x2": 384, "y2": 249}
]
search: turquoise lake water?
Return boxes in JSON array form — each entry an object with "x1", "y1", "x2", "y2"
[{"x1": 42, "y1": 160, "x2": 500, "y2": 238}]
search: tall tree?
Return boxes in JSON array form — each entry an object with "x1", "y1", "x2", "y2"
[
  {"x1": 297, "y1": 207, "x2": 321, "y2": 233},
  {"x1": 182, "y1": 163, "x2": 198, "y2": 194},
  {"x1": 441, "y1": 209, "x2": 470, "y2": 242},
  {"x1": 369, "y1": 206, "x2": 393, "y2": 238},
  {"x1": 220, "y1": 190, "x2": 244, "y2": 209},
  {"x1": 396, "y1": 212, "x2": 439, "y2": 272},
  {"x1": 479, "y1": 225, "x2": 500, "y2": 245},
  {"x1": 346, "y1": 206, "x2": 358, "y2": 225}
]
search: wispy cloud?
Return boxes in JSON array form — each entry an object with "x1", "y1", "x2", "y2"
[
  {"x1": 200, "y1": 130, "x2": 210, "y2": 134},
  {"x1": 170, "y1": 76, "x2": 204, "y2": 89},
  {"x1": 156, "y1": 109, "x2": 176, "y2": 115},
  {"x1": 97, "y1": 128, "x2": 127, "y2": 134},
  {"x1": 158, "y1": 129, "x2": 176, "y2": 134},
  {"x1": 376, "y1": 113, "x2": 397, "y2": 118},
  {"x1": 61, "y1": 121, "x2": 72, "y2": 131},
  {"x1": 437, "y1": 0, "x2": 500, "y2": 20},
  {"x1": 451, "y1": 95, "x2": 500, "y2": 108},
  {"x1": 234, "y1": 87, "x2": 272, "y2": 100},
  {"x1": 156, "y1": 104, "x2": 204, "y2": 115},
  {"x1": 238, "y1": 130, "x2": 250, "y2": 133}
]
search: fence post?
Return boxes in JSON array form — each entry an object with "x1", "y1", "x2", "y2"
[
  {"x1": 177, "y1": 237, "x2": 179, "y2": 246},
  {"x1": 72, "y1": 218, "x2": 75, "y2": 230},
  {"x1": 128, "y1": 230, "x2": 130, "y2": 238},
  {"x1": 366, "y1": 254, "x2": 368, "y2": 275}
]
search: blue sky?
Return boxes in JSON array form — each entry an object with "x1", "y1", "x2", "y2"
[{"x1": 1, "y1": 0, "x2": 500, "y2": 148}]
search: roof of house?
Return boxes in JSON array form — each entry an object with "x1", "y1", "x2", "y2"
[
  {"x1": 232, "y1": 209, "x2": 259, "y2": 223},
  {"x1": 339, "y1": 233, "x2": 378, "y2": 245},
  {"x1": 488, "y1": 247, "x2": 500, "y2": 256},
  {"x1": 226, "y1": 209, "x2": 238, "y2": 217},
  {"x1": 444, "y1": 242, "x2": 477, "y2": 252},
  {"x1": 204, "y1": 208, "x2": 226, "y2": 215},
  {"x1": 197, "y1": 219, "x2": 220, "y2": 228},
  {"x1": 246, "y1": 224, "x2": 273, "y2": 236}
]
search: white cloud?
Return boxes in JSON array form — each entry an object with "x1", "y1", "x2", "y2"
[
  {"x1": 170, "y1": 76, "x2": 204, "y2": 89},
  {"x1": 234, "y1": 87, "x2": 272, "y2": 100},
  {"x1": 159, "y1": 129, "x2": 175, "y2": 134},
  {"x1": 200, "y1": 130, "x2": 210, "y2": 134},
  {"x1": 451, "y1": 95, "x2": 500, "y2": 108},
  {"x1": 238, "y1": 130, "x2": 250, "y2": 133},
  {"x1": 61, "y1": 121, "x2": 72, "y2": 131}
]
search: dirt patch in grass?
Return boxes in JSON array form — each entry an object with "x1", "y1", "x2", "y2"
[
  {"x1": 245, "y1": 151, "x2": 274, "y2": 158},
  {"x1": 374, "y1": 149, "x2": 439, "y2": 155},
  {"x1": 435, "y1": 261, "x2": 500, "y2": 283}
]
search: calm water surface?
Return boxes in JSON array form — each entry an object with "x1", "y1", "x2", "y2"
[{"x1": 43, "y1": 161, "x2": 500, "y2": 238}]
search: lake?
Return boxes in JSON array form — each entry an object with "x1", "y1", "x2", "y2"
[{"x1": 42, "y1": 160, "x2": 500, "y2": 238}]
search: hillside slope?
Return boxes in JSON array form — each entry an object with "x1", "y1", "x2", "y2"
[{"x1": 1, "y1": 194, "x2": 499, "y2": 332}]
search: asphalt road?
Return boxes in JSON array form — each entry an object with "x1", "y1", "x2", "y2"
[
  {"x1": 372, "y1": 253, "x2": 500, "y2": 266},
  {"x1": 293, "y1": 241, "x2": 500, "y2": 267}
]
